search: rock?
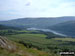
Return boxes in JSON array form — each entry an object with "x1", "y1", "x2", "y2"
[{"x1": 0, "y1": 36, "x2": 17, "y2": 52}]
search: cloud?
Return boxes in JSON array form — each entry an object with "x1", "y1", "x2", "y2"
[{"x1": 0, "y1": 0, "x2": 75, "y2": 20}]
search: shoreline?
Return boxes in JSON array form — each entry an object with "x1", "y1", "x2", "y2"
[{"x1": 27, "y1": 28, "x2": 68, "y2": 37}]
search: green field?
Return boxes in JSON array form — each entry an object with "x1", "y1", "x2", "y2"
[
  {"x1": 54, "y1": 38, "x2": 75, "y2": 42},
  {"x1": 6, "y1": 31, "x2": 75, "y2": 53},
  {"x1": 7, "y1": 33, "x2": 65, "y2": 45},
  {"x1": 1, "y1": 30, "x2": 75, "y2": 56}
]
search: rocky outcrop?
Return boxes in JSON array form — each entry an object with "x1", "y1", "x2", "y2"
[{"x1": 0, "y1": 36, "x2": 17, "y2": 52}]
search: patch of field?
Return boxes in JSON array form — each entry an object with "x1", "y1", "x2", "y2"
[
  {"x1": 53, "y1": 38, "x2": 75, "y2": 42},
  {"x1": 17, "y1": 30, "x2": 38, "y2": 32},
  {"x1": 7, "y1": 34, "x2": 48, "y2": 44},
  {"x1": 5, "y1": 30, "x2": 75, "y2": 55},
  {"x1": 0, "y1": 40, "x2": 50, "y2": 56},
  {"x1": 7, "y1": 33, "x2": 64, "y2": 45}
]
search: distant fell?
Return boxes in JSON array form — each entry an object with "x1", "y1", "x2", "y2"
[
  {"x1": 49, "y1": 20, "x2": 75, "y2": 37},
  {"x1": 0, "y1": 24, "x2": 20, "y2": 30},
  {"x1": 0, "y1": 16, "x2": 75, "y2": 29}
]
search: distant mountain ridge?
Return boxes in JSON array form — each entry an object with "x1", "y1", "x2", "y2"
[
  {"x1": 0, "y1": 16, "x2": 75, "y2": 29},
  {"x1": 0, "y1": 24, "x2": 20, "y2": 30},
  {"x1": 49, "y1": 20, "x2": 75, "y2": 37}
]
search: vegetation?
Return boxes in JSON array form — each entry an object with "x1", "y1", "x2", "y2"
[
  {"x1": 0, "y1": 40, "x2": 50, "y2": 56},
  {"x1": 0, "y1": 24, "x2": 75, "y2": 56},
  {"x1": 6, "y1": 33, "x2": 75, "y2": 52},
  {"x1": 49, "y1": 21, "x2": 75, "y2": 37},
  {"x1": 0, "y1": 16, "x2": 75, "y2": 29},
  {"x1": 3, "y1": 30, "x2": 74, "y2": 55}
]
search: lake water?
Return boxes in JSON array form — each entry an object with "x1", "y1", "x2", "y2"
[{"x1": 27, "y1": 28, "x2": 67, "y2": 37}]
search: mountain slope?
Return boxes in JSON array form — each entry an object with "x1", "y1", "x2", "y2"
[
  {"x1": 49, "y1": 21, "x2": 75, "y2": 37},
  {"x1": 0, "y1": 24, "x2": 20, "y2": 30},
  {"x1": 0, "y1": 16, "x2": 75, "y2": 29},
  {"x1": 0, "y1": 36, "x2": 50, "y2": 56}
]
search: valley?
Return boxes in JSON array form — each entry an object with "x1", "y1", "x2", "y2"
[{"x1": 0, "y1": 16, "x2": 75, "y2": 56}]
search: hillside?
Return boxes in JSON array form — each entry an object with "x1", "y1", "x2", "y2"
[
  {"x1": 0, "y1": 24, "x2": 20, "y2": 30},
  {"x1": 1, "y1": 27, "x2": 75, "y2": 56},
  {"x1": 0, "y1": 16, "x2": 75, "y2": 29},
  {"x1": 49, "y1": 21, "x2": 75, "y2": 37},
  {"x1": 0, "y1": 36, "x2": 51, "y2": 56},
  {"x1": 0, "y1": 16, "x2": 75, "y2": 56}
]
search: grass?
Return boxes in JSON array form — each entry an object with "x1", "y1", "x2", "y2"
[
  {"x1": 53, "y1": 38, "x2": 75, "y2": 42},
  {"x1": 17, "y1": 30, "x2": 39, "y2": 32},
  {"x1": 7, "y1": 34, "x2": 47, "y2": 44},
  {"x1": 1, "y1": 30, "x2": 75, "y2": 56},
  {"x1": 6, "y1": 33, "x2": 75, "y2": 53},
  {"x1": 0, "y1": 40, "x2": 50, "y2": 56},
  {"x1": 6, "y1": 33, "x2": 66, "y2": 45}
]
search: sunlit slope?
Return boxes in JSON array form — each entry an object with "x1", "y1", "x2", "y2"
[{"x1": 0, "y1": 36, "x2": 50, "y2": 56}]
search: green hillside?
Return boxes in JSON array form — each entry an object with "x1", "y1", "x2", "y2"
[
  {"x1": 0, "y1": 16, "x2": 75, "y2": 28},
  {"x1": 0, "y1": 36, "x2": 50, "y2": 56},
  {"x1": 0, "y1": 22, "x2": 75, "y2": 56},
  {"x1": 0, "y1": 29, "x2": 59, "y2": 56},
  {"x1": 49, "y1": 21, "x2": 75, "y2": 37},
  {"x1": 1, "y1": 29, "x2": 75, "y2": 56},
  {"x1": 0, "y1": 24, "x2": 20, "y2": 30}
]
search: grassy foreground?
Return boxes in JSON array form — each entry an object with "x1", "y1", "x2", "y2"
[
  {"x1": 1, "y1": 30, "x2": 75, "y2": 56},
  {"x1": 0, "y1": 39, "x2": 50, "y2": 56}
]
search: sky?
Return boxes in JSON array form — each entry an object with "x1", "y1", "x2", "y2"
[{"x1": 0, "y1": 0, "x2": 75, "y2": 20}]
